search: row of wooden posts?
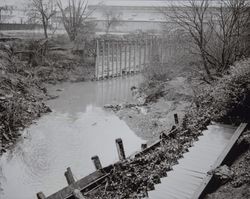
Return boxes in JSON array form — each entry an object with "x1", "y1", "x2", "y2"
[
  {"x1": 36, "y1": 114, "x2": 179, "y2": 199},
  {"x1": 94, "y1": 37, "x2": 183, "y2": 80}
]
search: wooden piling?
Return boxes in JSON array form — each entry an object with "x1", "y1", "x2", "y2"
[
  {"x1": 91, "y1": 155, "x2": 102, "y2": 170},
  {"x1": 95, "y1": 40, "x2": 99, "y2": 80},
  {"x1": 64, "y1": 167, "x2": 75, "y2": 185},
  {"x1": 37, "y1": 192, "x2": 46, "y2": 199},
  {"x1": 119, "y1": 41, "x2": 122, "y2": 76},
  {"x1": 133, "y1": 41, "x2": 136, "y2": 73},
  {"x1": 107, "y1": 42, "x2": 110, "y2": 78},
  {"x1": 174, "y1": 113, "x2": 179, "y2": 125},
  {"x1": 128, "y1": 42, "x2": 131, "y2": 74},
  {"x1": 102, "y1": 40, "x2": 105, "y2": 79},
  {"x1": 115, "y1": 138, "x2": 126, "y2": 160},
  {"x1": 111, "y1": 41, "x2": 114, "y2": 77},
  {"x1": 144, "y1": 39, "x2": 147, "y2": 68},
  {"x1": 139, "y1": 41, "x2": 142, "y2": 71},
  {"x1": 116, "y1": 42, "x2": 118, "y2": 76},
  {"x1": 124, "y1": 41, "x2": 127, "y2": 74}
]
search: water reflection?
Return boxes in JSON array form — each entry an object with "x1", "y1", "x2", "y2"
[{"x1": 0, "y1": 75, "x2": 144, "y2": 199}]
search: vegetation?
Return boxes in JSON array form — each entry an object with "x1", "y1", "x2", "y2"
[
  {"x1": 27, "y1": 0, "x2": 57, "y2": 38},
  {"x1": 160, "y1": 0, "x2": 250, "y2": 81}
]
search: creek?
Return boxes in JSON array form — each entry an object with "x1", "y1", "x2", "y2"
[{"x1": 0, "y1": 75, "x2": 144, "y2": 199}]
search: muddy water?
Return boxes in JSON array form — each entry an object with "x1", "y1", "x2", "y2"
[{"x1": 0, "y1": 75, "x2": 145, "y2": 199}]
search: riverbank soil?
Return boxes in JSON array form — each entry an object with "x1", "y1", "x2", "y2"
[{"x1": 0, "y1": 36, "x2": 95, "y2": 154}]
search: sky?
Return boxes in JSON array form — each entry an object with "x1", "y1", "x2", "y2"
[{"x1": 1, "y1": 0, "x2": 165, "y2": 7}]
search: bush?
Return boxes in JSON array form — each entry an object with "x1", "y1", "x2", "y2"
[{"x1": 194, "y1": 58, "x2": 250, "y2": 124}]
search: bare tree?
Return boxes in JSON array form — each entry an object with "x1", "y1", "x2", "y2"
[
  {"x1": 101, "y1": 5, "x2": 122, "y2": 34},
  {"x1": 165, "y1": 0, "x2": 250, "y2": 80},
  {"x1": 27, "y1": 0, "x2": 57, "y2": 38},
  {"x1": 57, "y1": 0, "x2": 94, "y2": 41},
  {"x1": 0, "y1": 5, "x2": 14, "y2": 23}
]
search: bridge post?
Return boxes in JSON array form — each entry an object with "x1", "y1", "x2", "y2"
[
  {"x1": 91, "y1": 155, "x2": 102, "y2": 170},
  {"x1": 64, "y1": 167, "x2": 75, "y2": 185},
  {"x1": 115, "y1": 138, "x2": 126, "y2": 160},
  {"x1": 36, "y1": 192, "x2": 46, "y2": 199}
]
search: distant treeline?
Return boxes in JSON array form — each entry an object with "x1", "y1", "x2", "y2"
[{"x1": 0, "y1": 23, "x2": 44, "y2": 31}]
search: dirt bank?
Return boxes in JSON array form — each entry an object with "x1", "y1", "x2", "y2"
[
  {"x1": 105, "y1": 77, "x2": 193, "y2": 142},
  {"x1": 0, "y1": 38, "x2": 95, "y2": 155}
]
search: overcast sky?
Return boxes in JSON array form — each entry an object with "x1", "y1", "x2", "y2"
[{"x1": 0, "y1": 0, "x2": 161, "y2": 7}]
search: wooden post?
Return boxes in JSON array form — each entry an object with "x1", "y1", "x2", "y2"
[
  {"x1": 139, "y1": 41, "x2": 142, "y2": 71},
  {"x1": 133, "y1": 41, "x2": 136, "y2": 73},
  {"x1": 128, "y1": 42, "x2": 131, "y2": 74},
  {"x1": 144, "y1": 39, "x2": 147, "y2": 68},
  {"x1": 174, "y1": 113, "x2": 179, "y2": 125},
  {"x1": 102, "y1": 40, "x2": 105, "y2": 79},
  {"x1": 64, "y1": 167, "x2": 75, "y2": 185},
  {"x1": 124, "y1": 41, "x2": 127, "y2": 74},
  {"x1": 73, "y1": 189, "x2": 85, "y2": 199},
  {"x1": 141, "y1": 143, "x2": 147, "y2": 150},
  {"x1": 115, "y1": 138, "x2": 126, "y2": 160},
  {"x1": 160, "y1": 38, "x2": 163, "y2": 64},
  {"x1": 119, "y1": 41, "x2": 122, "y2": 76},
  {"x1": 95, "y1": 40, "x2": 99, "y2": 80},
  {"x1": 107, "y1": 41, "x2": 110, "y2": 78},
  {"x1": 36, "y1": 192, "x2": 46, "y2": 199},
  {"x1": 111, "y1": 41, "x2": 114, "y2": 77},
  {"x1": 91, "y1": 155, "x2": 102, "y2": 170},
  {"x1": 116, "y1": 42, "x2": 118, "y2": 76}
]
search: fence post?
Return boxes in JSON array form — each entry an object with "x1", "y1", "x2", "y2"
[
  {"x1": 91, "y1": 155, "x2": 102, "y2": 170},
  {"x1": 116, "y1": 41, "x2": 118, "y2": 76},
  {"x1": 107, "y1": 41, "x2": 110, "y2": 78},
  {"x1": 174, "y1": 113, "x2": 179, "y2": 125},
  {"x1": 120, "y1": 41, "x2": 122, "y2": 76},
  {"x1": 36, "y1": 192, "x2": 46, "y2": 199},
  {"x1": 115, "y1": 138, "x2": 126, "y2": 160},
  {"x1": 102, "y1": 40, "x2": 105, "y2": 79},
  {"x1": 144, "y1": 39, "x2": 148, "y2": 68},
  {"x1": 124, "y1": 41, "x2": 127, "y2": 74},
  {"x1": 139, "y1": 40, "x2": 142, "y2": 71},
  {"x1": 128, "y1": 41, "x2": 131, "y2": 74},
  {"x1": 111, "y1": 41, "x2": 114, "y2": 77},
  {"x1": 64, "y1": 167, "x2": 75, "y2": 185},
  {"x1": 133, "y1": 41, "x2": 136, "y2": 73},
  {"x1": 95, "y1": 39, "x2": 99, "y2": 80}
]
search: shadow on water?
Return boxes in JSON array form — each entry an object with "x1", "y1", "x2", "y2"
[{"x1": 0, "y1": 75, "x2": 145, "y2": 199}]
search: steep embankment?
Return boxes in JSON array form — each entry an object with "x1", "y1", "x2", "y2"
[{"x1": 0, "y1": 39, "x2": 95, "y2": 154}]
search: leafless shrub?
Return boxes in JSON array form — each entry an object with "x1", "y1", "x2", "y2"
[
  {"x1": 57, "y1": 0, "x2": 94, "y2": 41},
  {"x1": 26, "y1": 0, "x2": 57, "y2": 38}
]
